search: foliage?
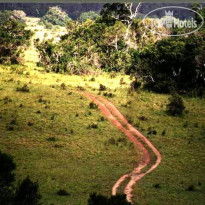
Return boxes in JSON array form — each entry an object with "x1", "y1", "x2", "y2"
[
  {"x1": 0, "y1": 150, "x2": 41, "y2": 205},
  {"x1": 35, "y1": 3, "x2": 205, "y2": 96},
  {"x1": 36, "y1": 19, "x2": 131, "y2": 74},
  {"x1": 87, "y1": 192, "x2": 131, "y2": 205},
  {"x1": 78, "y1": 11, "x2": 100, "y2": 22},
  {"x1": 0, "y1": 150, "x2": 16, "y2": 188},
  {"x1": 42, "y1": 6, "x2": 71, "y2": 27},
  {"x1": 0, "y1": 10, "x2": 26, "y2": 23},
  {"x1": 137, "y1": 35, "x2": 205, "y2": 94},
  {"x1": 166, "y1": 93, "x2": 185, "y2": 116},
  {"x1": 0, "y1": 17, "x2": 32, "y2": 64},
  {"x1": 0, "y1": 150, "x2": 16, "y2": 204},
  {"x1": 14, "y1": 176, "x2": 41, "y2": 205},
  {"x1": 100, "y1": 3, "x2": 131, "y2": 26}
]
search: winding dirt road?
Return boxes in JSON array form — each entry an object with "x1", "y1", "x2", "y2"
[{"x1": 80, "y1": 92, "x2": 162, "y2": 203}]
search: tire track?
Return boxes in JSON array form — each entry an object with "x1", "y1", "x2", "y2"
[{"x1": 80, "y1": 92, "x2": 161, "y2": 203}]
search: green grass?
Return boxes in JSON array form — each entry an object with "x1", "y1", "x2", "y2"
[
  {"x1": 90, "y1": 88, "x2": 205, "y2": 205},
  {"x1": 0, "y1": 18, "x2": 204, "y2": 204},
  {"x1": 0, "y1": 66, "x2": 141, "y2": 205},
  {"x1": 0, "y1": 64, "x2": 204, "y2": 205}
]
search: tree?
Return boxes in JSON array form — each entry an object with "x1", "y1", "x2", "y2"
[
  {"x1": 0, "y1": 150, "x2": 16, "y2": 205},
  {"x1": 14, "y1": 177, "x2": 41, "y2": 205},
  {"x1": 0, "y1": 17, "x2": 32, "y2": 64},
  {"x1": 100, "y1": 3, "x2": 141, "y2": 40},
  {"x1": 42, "y1": 6, "x2": 71, "y2": 27},
  {"x1": 78, "y1": 11, "x2": 100, "y2": 22},
  {"x1": 138, "y1": 34, "x2": 205, "y2": 95}
]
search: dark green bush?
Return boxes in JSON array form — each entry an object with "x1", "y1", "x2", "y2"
[
  {"x1": 0, "y1": 150, "x2": 16, "y2": 204},
  {"x1": 89, "y1": 102, "x2": 98, "y2": 109},
  {"x1": 88, "y1": 192, "x2": 131, "y2": 205},
  {"x1": 16, "y1": 85, "x2": 29, "y2": 93},
  {"x1": 99, "y1": 84, "x2": 106, "y2": 91},
  {"x1": 14, "y1": 176, "x2": 41, "y2": 205},
  {"x1": 42, "y1": 6, "x2": 71, "y2": 27},
  {"x1": 166, "y1": 94, "x2": 185, "y2": 116},
  {"x1": 56, "y1": 189, "x2": 70, "y2": 196},
  {"x1": 0, "y1": 16, "x2": 32, "y2": 64},
  {"x1": 46, "y1": 137, "x2": 58, "y2": 142}
]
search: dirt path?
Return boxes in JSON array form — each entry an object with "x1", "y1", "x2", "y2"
[{"x1": 80, "y1": 92, "x2": 162, "y2": 203}]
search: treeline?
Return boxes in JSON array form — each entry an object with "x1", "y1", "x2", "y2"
[
  {"x1": 35, "y1": 4, "x2": 205, "y2": 97},
  {"x1": 0, "y1": 3, "x2": 204, "y2": 97}
]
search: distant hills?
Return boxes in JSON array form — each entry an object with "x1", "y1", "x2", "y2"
[{"x1": 0, "y1": 3, "x2": 203, "y2": 19}]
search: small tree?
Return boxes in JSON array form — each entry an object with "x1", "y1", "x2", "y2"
[
  {"x1": 0, "y1": 150, "x2": 16, "y2": 205},
  {"x1": 166, "y1": 93, "x2": 185, "y2": 116},
  {"x1": 14, "y1": 176, "x2": 41, "y2": 205},
  {"x1": 42, "y1": 6, "x2": 71, "y2": 27},
  {"x1": 78, "y1": 11, "x2": 99, "y2": 22},
  {"x1": 0, "y1": 18, "x2": 32, "y2": 64}
]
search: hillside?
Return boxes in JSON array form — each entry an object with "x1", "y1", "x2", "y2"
[{"x1": 0, "y1": 3, "x2": 205, "y2": 205}]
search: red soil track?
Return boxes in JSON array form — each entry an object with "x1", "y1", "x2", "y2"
[{"x1": 80, "y1": 92, "x2": 162, "y2": 203}]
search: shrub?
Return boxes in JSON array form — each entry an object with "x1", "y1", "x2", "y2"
[
  {"x1": 16, "y1": 84, "x2": 29, "y2": 93},
  {"x1": 56, "y1": 189, "x2": 70, "y2": 196},
  {"x1": 99, "y1": 84, "x2": 106, "y2": 91},
  {"x1": 0, "y1": 150, "x2": 16, "y2": 204},
  {"x1": 90, "y1": 77, "x2": 95, "y2": 82},
  {"x1": 103, "y1": 92, "x2": 114, "y2": 98},
  {"x1": 89, "y1": 102, "x2": 98, "y2": 109},
  {"x1": 42, "y1": 6, "x2": 71, "y2": 27},
  {"x1": 0, "y1": 150, "x2": 16, "y2": 188},
  {"x1": 186, "y1": 184, "x2": 195, "y2": 192},
  {"x1": 27, "y1": 121, "x2": 34, "y2": 126},
  {"x1": 138, "y1": 115, "x2": 147, "y2": 121},
  {"x1": 78, "y1": 11, "x2": 99, "y2": 22},
  {"x1": 46, "y1": 137, "x2": 58, "y2": 142},
  {"x1": 0, "y1": 17, "x2": 32, "y2": 64},
  {"x1": 153, "y1": 183, "x2": 161, "y2": 189},
  {"x1": 88, "y1": 123, "x2": 98, "y2": 129},
  {"x1": 88, "y1": 192, "x2": 131, "y2": 205},
  {"x1": 166, "y1": 93, "x2": 185, "y2": 116},
  {"x1": 14, "y1": 176, "x2": 41, "y2": 205}
]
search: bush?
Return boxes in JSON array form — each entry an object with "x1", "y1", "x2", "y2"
[
  {"x1": 138, "y1": 36, "x2": 205, "y2": 95},
  {"x1": 0, "y1": 150, "x2": 16, "y2": 204},
  {"x1": 42, "y1": 6, "x2": 71, "y2": 27},
  {"x1": 0, "y1": 151, "x2": 16, "y2": 188},
  {"x1": 14, "y1": 176, "x2": 41, "y2": 205},
  {"x1": 99, "y1": 84, "x2": 106, "y2": 91},
  {"x1": 88, "y1": 123, "x2": 98, "y2": 129},
  {"x1": 88, "y1": 192, "x2": 131, "y2": 205},
  {"x1": 0, "y1": 16, "x2": 32, "y2": 64},
  {"x1": 16, "y1": 85, "x2": 29, "y2": 93},
  {"x1": 78, "y1": 11, "x2": 100, "y2": 22},
  {"x1": 166, "y1": 93, "x2": 185, "y2": 116},
  {"x1": 56, "y1": 189, "x2": 70, "y2": 196},
  {"x1": 89, "y1": 102, "x2": 98, "y2": 109},
  {"x1": 46, "y1": 137, "x2": 58, "y2": 142}
]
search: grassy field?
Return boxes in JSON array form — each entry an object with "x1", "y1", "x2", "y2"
[
  {"x1": 85, "y1": 81, "x2": 205, "y2": 205},
  {"x1": 0, "y1": 64, "x2": 204, "y2": 204},
  {"x1": 0, "y1": 66, "x2": 141, "y2": 205},
  {"x1": 0, "y1": 17, "x2": 204, "y2": 205}
]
